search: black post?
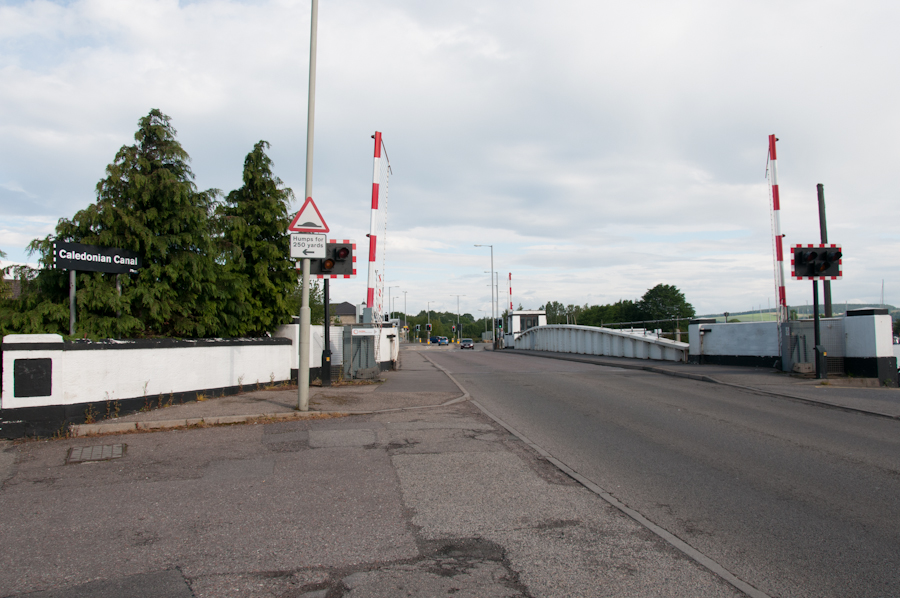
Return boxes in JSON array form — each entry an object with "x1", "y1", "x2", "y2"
[
  {"x1": 69, "y1": 269, "x2": 76, "y2": 336},
  {"x1": 817, "y1": 184, "x2": 833, "y2": 317},
  {"x1": 813, "y1": 280, "x2": 826, "y2": 379},
  {"x1": 322, "y1": 279, "x2": 331, "y2": 387}
]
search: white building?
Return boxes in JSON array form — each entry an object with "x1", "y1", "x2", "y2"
[{"x1": 505, "y1": 310, "x2": 547, "y2": 344}]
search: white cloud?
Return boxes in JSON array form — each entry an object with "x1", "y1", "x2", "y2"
[{"x1": 1, "y1": 0, "x2": 898, "y2": 318}]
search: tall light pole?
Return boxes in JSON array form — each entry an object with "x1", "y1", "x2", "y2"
[
  {"x1": 387, "y1": 285, "x2": 399, "y2": 320},
  {"x1": 298, "y1": 0, "x2": 319, "y2": 412},
  {"x1": 450, "y1": 294, "x2": 465, "y2": 343},
  {"x1": 485, "y1": 271, "x2": 500, "y2": 347},
  {"x1": 474, "y1": 244, "x2": 495, "y2": 349},
  {"x1": 403, "y1": 290, "x2": 408, "y2": 340},
  {"x1": 427, "y1": 301, "x2": 431, "y2": 344}
]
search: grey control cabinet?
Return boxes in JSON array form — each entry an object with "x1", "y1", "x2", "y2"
[{"x1": 343, "y1": 325, "x2": 379, "y2": 379}]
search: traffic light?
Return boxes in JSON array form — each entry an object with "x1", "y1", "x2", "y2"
[
  {"x1": 310, "y1": 242, "x2": 355, "y2": 276},
  {"x1": 791, "y1": 245, "x2": 842, "y2": 280},
  {"x1": 426, "y1": 323, "x2": 432, "y2": 332},
  {"x1": 496, "y1": 318, "x2": 503, "y2": 329},
  {"x1": 415, "y1": 324, "x2": 420, "y2": 331},
  {"x1": 451, "y1": 325, "x2": 456, "y2": 332}
]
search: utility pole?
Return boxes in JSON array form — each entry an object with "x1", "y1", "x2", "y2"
[
  {"x1": 298, "y1": 0, "x2": 318, "y2": 412},
  {"x1": 403, "y1": 290, "x2": 408, "y2": 340}
]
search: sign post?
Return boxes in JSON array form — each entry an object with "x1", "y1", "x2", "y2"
[{"x1": 293, "y1": 0, "x2": 322, "y2": 411}]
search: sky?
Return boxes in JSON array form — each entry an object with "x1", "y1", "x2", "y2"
[{"x1": 1, "y1": 0, "x2": 899, "y2": 320}]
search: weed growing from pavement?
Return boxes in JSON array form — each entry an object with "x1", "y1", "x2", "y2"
[
  {"x1": 238, "y1": 374, "x2": 245, "y2": 393},
  {"x1": 83, "y1": 404, "x2": 96, "y2": 424},
  {"x1": 52, "y1": 423, "x2": 73, "y2": 440}
]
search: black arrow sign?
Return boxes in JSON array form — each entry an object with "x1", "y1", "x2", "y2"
[{"x1": 303, "y1": 248, "x2": 316, "y2": 255}]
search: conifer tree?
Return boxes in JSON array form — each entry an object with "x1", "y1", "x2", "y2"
[
  {"x1": 45, "y1": 109, "x2": 223, "y2": 338},
  {"x1": 218, "y1": 141, "x2": 296, "y2": 336}
]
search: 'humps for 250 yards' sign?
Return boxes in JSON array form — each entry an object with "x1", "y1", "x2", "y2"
[{"x1": 53, "y1": 241, "x2": 142, "y2": 274}]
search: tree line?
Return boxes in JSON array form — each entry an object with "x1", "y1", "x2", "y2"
[
  {"x1": 541, "y1": 284, "x2": 695, "y2": 331},
  {"x1": 402, "y1": 310, "x2": 488, "y2": 340},
  {"x1": 0, "y1": 109, "x2": 319, "y2": 339}
]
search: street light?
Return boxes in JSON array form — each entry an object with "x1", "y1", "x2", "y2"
[
  {"x1": 387, "y1": 286, "x2": 399, "y2": 320},
  {"x1": 427, "y1": 301, "x2": 431, "y2": 344},
  {"x1": 475, "y1": 244, "x2": 496, "y2": 349},
  {"x1": 403, "y1": 290, "x2": 408, "y2": 340},
  {"x1": 450, "y1": 294, "x2": 465, "y2": 343}
]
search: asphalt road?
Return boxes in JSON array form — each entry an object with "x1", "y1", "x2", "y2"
[{"x1": 426, "y1": 346, "x2": 900, "y2": 598}]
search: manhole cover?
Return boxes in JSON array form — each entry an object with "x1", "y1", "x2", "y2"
[{"x1": 66, "y1": 444, "x2": 127, "y2": 464}]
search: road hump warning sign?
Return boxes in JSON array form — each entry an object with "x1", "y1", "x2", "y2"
[{"x1": 288, "y1": 197, "x2": 329, "y2": 233}]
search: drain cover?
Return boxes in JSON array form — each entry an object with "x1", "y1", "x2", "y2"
[{"x1": 66, "y1": 444, "x2": 127, "y2": 464}]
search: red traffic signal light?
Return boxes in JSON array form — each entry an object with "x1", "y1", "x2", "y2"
[
  {"x1": 309, "y1": 242, "x2": 356, "y2": 277},
  {"x1": 791, "y1": 245, "x2": 842, "y2": 280}
]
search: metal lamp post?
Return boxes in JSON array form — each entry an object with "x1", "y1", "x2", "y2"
[
  {"x1": 387, "y1": 286, "x2": 399, "y2": 320},
  {"x1": 474, "y1": 244, "x2": 495, "y2": 349},
  {"x1": 450, "y1": 294, "x2": 465, "y2": 343},
  {"x1": 298, "y1": 0, "x2": 319, "y2": 412}
]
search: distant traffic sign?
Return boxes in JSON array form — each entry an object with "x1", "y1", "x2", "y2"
[
  {"x1": 289, "y1": 197, "x2": 329, "y2": 233},
  {"x1": 290, "y1": 233, "x2": 326, "y2": 259}
]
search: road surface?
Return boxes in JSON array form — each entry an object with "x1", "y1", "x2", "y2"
[{"x1": 424, "y1": 345, "x2": 900, "y2": 598}]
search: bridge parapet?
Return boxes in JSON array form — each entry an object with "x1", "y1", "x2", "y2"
[{"x1": 513, "y1": 325, "x2": 689, "y2": 363}]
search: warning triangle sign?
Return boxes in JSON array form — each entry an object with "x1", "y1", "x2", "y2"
[{"x1": 288, "y1": 197, "x2": 329, "y2": 233}]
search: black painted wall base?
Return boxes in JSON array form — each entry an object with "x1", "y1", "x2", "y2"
[
  {"x1": 0, "y1": 382, "x2": 285, "y2": 440},
  {"x1": 688, "y1": 354, "x2": 782, "y2": 369},
  {"x1": 291, "y1": 360, "x2": 395, "y2": 385},
  {"x1": 844, "y1": 356, "x2": 898, "y2": 387}
]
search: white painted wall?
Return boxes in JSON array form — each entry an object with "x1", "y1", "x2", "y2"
[
  {"x1": 274, "y1": 325, "x2": 345, "y2": 370},
  {"x1": 1, "y1": 335, "x2": 291, "y2": 410},
  {"x1": 273, "y1": 324, "x2": 399, "y2": 369},
  {"x1": 843, "y1": 314, "x2": 894, "y2": 358},
  {"x1": 688, "y1": 315, "x2": 894, "y2": 361},
  {"x1": 688, "y1": 321, "x2": 779, "y2": 357}
]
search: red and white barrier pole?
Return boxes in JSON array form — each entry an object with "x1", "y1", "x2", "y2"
[
  {"x1": 768, "y1": 134, "x2": 787, "y2": 322},
  {"x1": 509, "y1": 273, "x2": 513, "y2": 311},
  {"x1": 366, "y1": 131, "x2": 382, "y2": 308}
]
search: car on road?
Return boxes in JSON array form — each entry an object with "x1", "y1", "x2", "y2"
[
  {"x1": 438, "y1": 336, "x2": 449, "y2": 345},
  {"x1": 429, "y1": 336, "x2": 439, "y2": 344},
  {"x1": 460, "y1": 338, "x2": 475, "y2": 349}
]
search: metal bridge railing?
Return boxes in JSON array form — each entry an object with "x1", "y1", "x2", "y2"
[{"x1": 514, "y1": 324, "x2": 689, "y2": 363}]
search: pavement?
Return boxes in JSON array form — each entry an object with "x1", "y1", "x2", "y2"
[{"x1": 0, "y1": 344, "x2": 896, "y2": 598}]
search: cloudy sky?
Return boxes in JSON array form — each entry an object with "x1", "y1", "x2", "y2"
[{"x1": 1, "y1": 0, "x2": 898, "y2": 319}]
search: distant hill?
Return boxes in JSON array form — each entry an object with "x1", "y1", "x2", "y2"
[{"x1": 699, "y1": 303, "x2": 898, "y2": 322}]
